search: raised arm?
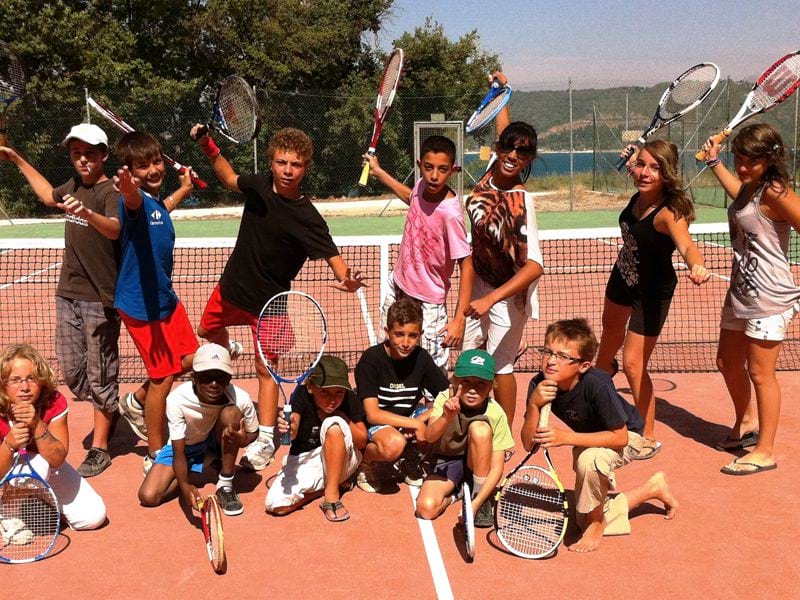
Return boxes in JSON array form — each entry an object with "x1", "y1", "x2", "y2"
[
  {"x1": 701, "y1": 137, "x2": 741, "y2": 200},
  {"x1": 0, "y1": 147, "x2": 57, "y2": 207},
  {"x1": 363, "y1": 153, "x2": 411, "y2": 204},
  {"x1": 191, "y1": 125, "x2": 240, "y2": 192}
]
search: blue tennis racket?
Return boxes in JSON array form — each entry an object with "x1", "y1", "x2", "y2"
[
  {"x1": 465, "y1": 78, "x2": 513, "y2": 134},
  {"x1": 256, "y1": 291, "x2": 328, "y2": 446},
  {"x1": 0, "y1": 439, "x2": 60, "y2": 563}
]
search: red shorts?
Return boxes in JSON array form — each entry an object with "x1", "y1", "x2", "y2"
[{"x1": 119, "y1": 300, "x2": 199, "y2": 379}]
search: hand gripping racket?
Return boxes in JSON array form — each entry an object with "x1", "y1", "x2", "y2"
[
  {"x1": 696, "y1": 51, "x2": 800, "y2": 161},
  {"x1": 615, "y1": 62, "x2": 720, "y2": 170},
  {"x1": 461, "y1": 481, "x2": 475, "y2": 560},
  {"x1": 87, "y1": 96, "x2": 208, "y2": 189},
  {"x1": 359, "y1": 48, "x2": 404, "y2": 186},
  {"x1": 494, "y1": 403, "x2": 568, "y2": 559},
  {"x1": 0, "y1": 439, "x2": 60, "y2": 563},
  {"x1": 0, "y1": 41, "x2": 26, "y2": 147},
  {"x1": 196, "y1": 76, "x2": 261, "y2": 145},
  {"x1": 465, "y1": 78, "x2": 513, "y2": 134},
  {"x1": 199, "y1": 494, "x2": 225, "y2": 573},
  {"x1": 256, "y1": 291, "x2": 328, "y2": 446}
]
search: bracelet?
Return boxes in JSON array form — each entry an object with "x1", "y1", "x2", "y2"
[
  {"x1": 199, "y1": 136, "x2": 221, "y2": 158},
  {"x1": 2, "y1": 437, "x2": 15, "y2": 452},
  {"x1": 33, "y1": 425, "x2": 48, "y2": 440},
  {"x1": 705, "y1": 158, "x2": 721, "y2": 168}
]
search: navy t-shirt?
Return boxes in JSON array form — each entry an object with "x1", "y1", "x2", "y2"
[{"x1": 289, "y1": 386, "x2": 365, "y2": 456}]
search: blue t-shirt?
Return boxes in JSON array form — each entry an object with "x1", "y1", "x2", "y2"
[{"x1": 114, "y1": 190, "x2": 179, "y2": 321}]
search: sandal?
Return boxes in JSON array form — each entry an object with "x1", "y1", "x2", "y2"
[
  {"x1": 319, "y1": 499, "x2": 350, "y2": 522},
  {"x1": 634, "y1": 439, "x2": 662, "y2": 460},
  {"x1": 714, "y1": 430, "x2": 759, "y2": 452}
]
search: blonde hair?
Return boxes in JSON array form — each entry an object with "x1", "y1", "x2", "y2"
[
  {"x1": 0, "y1": 344, "x2": 58, "y2": 418},
  {"x1": 640, "y1": 140, "x2": 695, "y2": 224}
]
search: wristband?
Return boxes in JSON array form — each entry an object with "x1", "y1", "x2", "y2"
[
  {"x1": 705, "y1": 158, "x2": 721, "y2": 168},
  {"x1": 199, "y1": 135, "x2": 221, "y2": 158}
]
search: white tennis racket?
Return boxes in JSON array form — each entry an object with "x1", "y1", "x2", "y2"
[
  {"x1": 0, "y1": 41, "x2": 26, "y2": 148},
  {"x1": 196, "y1": 75, "x2": 261, "y2": 145},
  {"x1": 462, "y1": 481, "x2": 475, "y2": 560}
]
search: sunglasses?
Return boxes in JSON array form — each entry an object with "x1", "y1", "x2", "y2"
[{"x1": 496, "y1": 142, "x2": 534, "y2": 159}]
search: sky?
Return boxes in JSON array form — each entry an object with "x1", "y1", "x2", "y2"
[{"x1": 375, "y1": 0, "x2": 800, "y2": 89}]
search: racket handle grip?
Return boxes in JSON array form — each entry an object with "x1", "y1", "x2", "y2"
[
  {"x1": 195, "y1": 124, "x2": 209, "y2": 139},
  {"x1": 538, "y1": 403, "x2": 552, "y2": 428},
  {"x1": 615, "y1": 146, "x2": 635, "y2": 171},
  {"x1": 281, "y1": 405, "x2": 292, "y2": 446},
  {"x1": 177, "y1": 166, "x2": 208, "y2": 190},
  {"x1": 358, "y1": 160, "x2": 370, "y2": 186},
  {"x1": 695, "y1": 130, "x2": 730, "y2": 161}
]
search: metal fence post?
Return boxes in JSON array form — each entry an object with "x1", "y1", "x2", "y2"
[{"x1": 569, "y1": 78, "x2": 574, "y2": 211}]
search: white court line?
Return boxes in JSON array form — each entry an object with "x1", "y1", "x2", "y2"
[
  {"x1": 0, "y1": 262, "x2": 62, "y2": 290},
  {"x1": 408, "y1": 486, "x2": 454, "y2": 600}
]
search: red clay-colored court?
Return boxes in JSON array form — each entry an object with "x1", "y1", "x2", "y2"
[{"x1": 3, "y1": 370, "x2": 797, "y2": 599}]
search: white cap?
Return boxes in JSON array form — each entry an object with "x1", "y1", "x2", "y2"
[
  {"x1": 192, "y1": 343, "x2": 233, "y2": 375},
  {"x1": 62, "y1": 123, "x2": 109, "y2": 148}
]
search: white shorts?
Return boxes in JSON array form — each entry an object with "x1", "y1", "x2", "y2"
[
  {"x1": 379, "y1": 274, "x2": 449, "y2": 368},
  {"x1": 264, "y1": 416, "x2": 362, "y2": 510},
  {"x1": 719, "y1": 301, "x2": 800, "y2": 342},
  {"x1": 462, "y1": 277, "x2": 529, "y2": 375}
]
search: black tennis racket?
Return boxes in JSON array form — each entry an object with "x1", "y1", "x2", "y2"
[
  {"x1": 199, "y1": 494, "x2": 225, "y2": 573},
  {"x1": 196, "y1": 76, "x2": 261, "y2": 145},
  {"x1": 0, "y1": 41, "x2": 26, "y2": 148},
  {"x1": 0, "y1": 443, "x2": 60, "y2": 563},
  {"x1": 461, "y1": 481, "x2": 475, "y2": 560},
  {"x1": 696, "y1": 51, "x2": 800, "y2": 161},
  {"x1": 615, "y1": 62, "x2": 720, "y2": 170},
  {"x1": 359, "y1": 48, "x2": 404, "y2": 186},
  {"x1": 256, "y1": 291, "x2": 327, "y2": 446},
  {"x1": 466, "y1": 78, "x2": 513, "y2": 135},
  {"x1": 494, "y1": 403, "x2": 568, "y2": 559}
]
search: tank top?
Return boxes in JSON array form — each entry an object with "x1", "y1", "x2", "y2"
[
  {"x1": 727, "y1": 184, "x2": 800, "y2": 318},
  {"x1": 614, "y1": 193, "x2": 677, "y2": 298}
]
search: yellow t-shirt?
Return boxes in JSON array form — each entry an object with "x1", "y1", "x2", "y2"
[{"x1": 430, "y1": 390, "x2": 514, "y2": 454}]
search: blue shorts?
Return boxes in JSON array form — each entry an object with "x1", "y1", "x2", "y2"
[
  {"x1": 423, "y1": 455, "x2": 471, "y2": 486},
  {"x1": 367, "y1": 405, "x2": 430, "y2": 441},
  {"x1": 154, "y1": 434, "x2": 220, "y2": 473}
]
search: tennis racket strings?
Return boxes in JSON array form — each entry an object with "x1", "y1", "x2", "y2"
[
  {"x1": 468, "y1": 86, "x2": 512, "y2": 133},
  {"x1": 0, "y1": 476, "x2": 60, "y2": 560},
  {"x1": 215, "y1": 76, "x2": 260, "y2": 143},
  {"x1": 377, "y1": 51, "x2": 403, "y2": 115},
  {"x1": 751, "y1": 53, "x2": 800, "y2": 110},
  {"x1": 662, "y1": 64, "x2": 719, "y2": 118},
  {"x1": 0, "y1": 43, "x2": 25, "y2": 100},
  {"x1": 259, "y1": 293, "x2": 327, "y2": 379}
]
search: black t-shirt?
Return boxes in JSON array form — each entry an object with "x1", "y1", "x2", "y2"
[
  {"x1": 289, "y1": 385, "x2": 365, "y2": 456},
  {"x1": 355, "y1": 343, "x2": 449, "y2": 419},
  {"x1": 53, "y1": 177, "x2": 120, "y2": 307},
  {"x1": 527, "y1": 368, "x2": 644, "y2": 436},
  {"x1": 219, "y1": 174, "x2": 340, "y2": 314}
]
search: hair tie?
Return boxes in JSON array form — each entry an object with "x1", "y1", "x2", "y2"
[{"x1": 773, "y1": 143, "x2": 781, "y2": 152}]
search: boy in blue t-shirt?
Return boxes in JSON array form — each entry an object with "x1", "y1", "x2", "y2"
[{"x1": 522, "y1": 318, "x2": 678, "y2": 553}]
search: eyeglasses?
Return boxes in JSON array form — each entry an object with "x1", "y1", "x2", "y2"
[
  {"x1": 5, "y1": 375, "x2": 38, "y2": 387},
  {"x1": 538, "y1": 348, "x2": 582, "y2": 365},
  {"x1": 496, "y1": 142, "x2": 535, "y2": 159}
]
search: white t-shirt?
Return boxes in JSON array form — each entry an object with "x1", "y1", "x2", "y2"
[{"x1": 166, "y1": 381, "x2": 259, "y2": 445}]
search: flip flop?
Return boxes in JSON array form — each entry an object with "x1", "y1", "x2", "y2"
[
  {"x1": 634, "y1": 439, "x2": 662, "y2": 460},
  {"x1": 320, "y1": 500, "x2": 350, "y2": 522},
  {"x1": 720, "y1": 459, "x2": 777, "y2": 476},
  {"x1": 713, "y1": 430, "x2": 759, "y2": 452}
]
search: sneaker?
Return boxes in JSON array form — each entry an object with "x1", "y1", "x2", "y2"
[
  {"x1": 398, "y1": 448, "x2": 424, "y2": 487},
  {"x1": 239, "y1": 436, "x2": 275, "y2": 471},
  {"x1": 216, "y1": 486, "x2": 244, "y2": 516},
  {"x1": 356, "y1": 460, "x2": 382, "y2": 493},
  {"x1": 77, "y1": 447, "x2": 111, "y2": 478},
  {"x1": 228, "y1": 340, "x2": 244, "y2": 361},
  {"x1": 474, "y1": 496, "x2": 496, "y2": 529},
  {"x1": 119, "y1": 392, "x2": 147, "y2": 441},
  {"x1": 143, "y1": 453, "x2": 154, "y2": 476}
]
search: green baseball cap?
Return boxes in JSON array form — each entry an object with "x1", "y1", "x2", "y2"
[
  {"x1": 454, "y1": 349, "x2": 495, "y2": 381},
  {"x1": 309, "y1": 355, "x2": 352, "y2": 390}
]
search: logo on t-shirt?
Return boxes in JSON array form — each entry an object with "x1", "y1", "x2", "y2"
[
  {"x1": 65, "y1": 213, "x2": 89, "y2": 227},
  {"x1": 149, "y1": 209, "x2": 163, "y2": 225}
]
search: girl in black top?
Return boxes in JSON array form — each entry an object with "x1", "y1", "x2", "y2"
[{"x1": 596, "y1": 140, "x2": 709, "y2": 459}]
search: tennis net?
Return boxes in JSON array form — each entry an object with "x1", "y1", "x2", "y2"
[{"x1": 1, "y1": 224, "x2": 798, "y2": 382}]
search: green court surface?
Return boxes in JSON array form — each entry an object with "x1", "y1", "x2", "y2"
[{"x1": 0, "y1": 206, "x2": 728, "y2": 238}]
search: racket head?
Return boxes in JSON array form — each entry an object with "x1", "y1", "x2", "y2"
[
  {"x1": 461, "y1": 482, "x2": 475, "y2": 559},
  {"x1": 375, "y1": 48, "x2": 404, "y2": 121},
  {"x1": 256, "y1": 291, "x2": 328, "y2": 383},
  {"x1": 201, "y1": 494, "x2": 225, "y2": 573},
  {"x1": 0, "y1": 450, "x2": 60, "y2": 563},
  {"x1": 0, "y1": 41, "x2": 25, "y2": 104},
  {"x1": 657, "y1": 62, "x2": 720, "y2": 122},
  {"x1": 466, "y1": 81, "x2": 513, "y2": 134},
  {"x1": 213, "y1": 75, "x2": 261, "y2": 144},
  {"x1": 749, "y1": 51, "x2": 800, "y2": 113},
  {"x1": 494, "y1": 461, "x2": 567, "y2": 559}
]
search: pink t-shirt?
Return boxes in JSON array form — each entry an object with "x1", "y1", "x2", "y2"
[
  {"x1": 392, "y1": 180, "x2": 471, "y2": 304},
  {"x1": 0, "y1": 391, "x2": 69, "y2": 453}
]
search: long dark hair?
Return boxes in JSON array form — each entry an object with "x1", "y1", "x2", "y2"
[{"x1": 731, "y1": 123, "x2": 789, "y2": 189}]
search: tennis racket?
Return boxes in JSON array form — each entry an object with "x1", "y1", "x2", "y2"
[
  {"x1": 359, "y1": 48, "x2": 404, "y2": 186},
  {"x1": 256, "y1": 291, "x2": 328, "y2": 446},
  {"x1": 696, "y1": 51, "x2": 800, "y2": 161},
  {"x1": 199, "y1": 494, "x2": 225, "y2": 573},
  {"x1": 465, "y1": 78, "x2": 513, "y2": 134},
  {"x1": 87, "y1": 96, "x2": 208, "y2": 189},
  {"x1": 196, "y1": 76, "x2": 261, "y2": 145},
  {"x1": 615, "y1": 62, "x2": 720, "y2": 170},
  {"x1": 0, "y1": 41, "x2": 26, "y2": 148},
  {"x1": 0, "y1": 442, "x2": 60, "y2": 564},
  {"x1": 494, "y1": 403, "x2": 568, "y2": 559},
  {"x1": 461, "y1": 481, "x2": 475, "y2": 560}
]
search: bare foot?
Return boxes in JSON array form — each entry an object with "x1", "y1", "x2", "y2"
[
  {"x1": 647, "y1": 472, "x2": 678, "y2": 520},
  {"x1": 568, "y1": 519, "x2": 604, "y2": 553}
]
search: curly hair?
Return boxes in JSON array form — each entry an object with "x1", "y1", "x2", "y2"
[
  {"x1": 267, "y1": 128, "x2": 314, "y2": 166},
  {"x1": 0, "y1": 344, "x2": 58, "y2": 419},
  {"x1": 639, "y1": 139, "x2": 695, "y2": 224},
  {"x1": 731, "y1": 123, "x2": 790, "y2": 189}
]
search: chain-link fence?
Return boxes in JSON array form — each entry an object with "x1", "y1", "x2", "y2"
[{"x1": 2, "y1": 79, "x2": 798, "y2": 218}]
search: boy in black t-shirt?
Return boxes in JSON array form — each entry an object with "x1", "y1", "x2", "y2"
[
  {"x1": 191, "y1": 125, "x2": 365, "y2": 472},
  {"x1": 522, "y1": 318, "x2": 678, "y2": 553},
  {"x1": 354, "y1": 298, "x2": 449, "y2": 493},
  {"x1": 265, "y1": 355, "x2": 366, "y2": 522}
]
